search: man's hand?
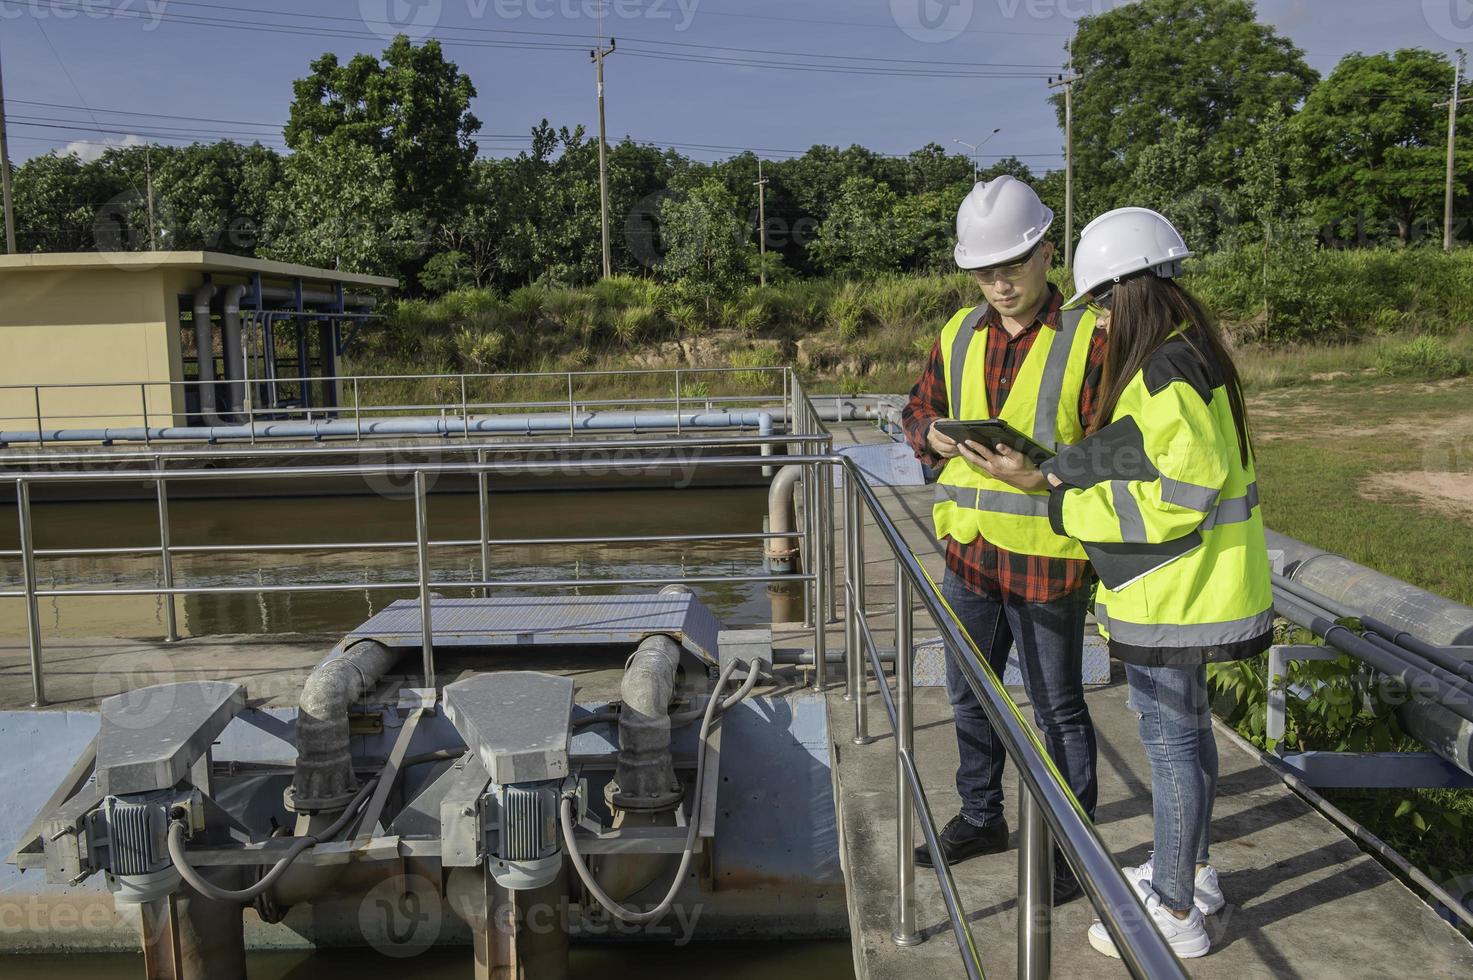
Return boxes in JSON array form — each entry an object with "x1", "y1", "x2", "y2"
[
  {"x1": 926, "y1": 420, "x2": 962, "y2": 459},
  {"x1": 957, "y1": 441, "x2": 1049, "y2": 492}
]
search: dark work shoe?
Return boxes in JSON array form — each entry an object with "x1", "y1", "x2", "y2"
[
  {"x1": 1053, "y1": 855, "x2": 1082, "y2": 906},
  {"x1": 915, "y1": 815, "x2": 1009, "y2": 869}
]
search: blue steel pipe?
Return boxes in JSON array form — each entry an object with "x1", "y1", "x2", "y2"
[{"x1": 0, "y1": 409, "x2": 825, "y2": 445}]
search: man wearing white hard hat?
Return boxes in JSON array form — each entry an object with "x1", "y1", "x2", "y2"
[{"x1": 901, "y1": 175, "x2": 1106, "y2": 901}]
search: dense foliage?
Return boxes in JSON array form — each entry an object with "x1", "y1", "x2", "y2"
[{"x1": 8, "y1": 0, "x2": 1473, "y2": 348}]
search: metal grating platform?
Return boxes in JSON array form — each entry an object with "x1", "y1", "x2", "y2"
[{"x1": 347, "y1": 594, "x2": 725, "y2": 664}]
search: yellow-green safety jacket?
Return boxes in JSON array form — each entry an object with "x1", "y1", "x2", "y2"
[
  {"x1": 1046, "y1": 329, "x2": 1274, "y2": 666},
  {"x1": 931, "y1": 304, "x2": 1099, "y2": 560}
]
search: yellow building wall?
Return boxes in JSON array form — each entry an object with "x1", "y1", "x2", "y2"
[{"x1": 0, "y1": 268, "x2": 178, "y2": 433}]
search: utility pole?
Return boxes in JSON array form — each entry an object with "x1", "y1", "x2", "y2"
[
  {"x1": 1048, "y1": 70, "x2": 1081, "y2": 269},
  {"x1": 145, "y1": 144, "x2": 156, "y2": 251},
  {"x1": 754, "y1": 159, "x2": 769, "y2": 287},
  {"x1": 1437, "y1": 49, "x2": 1471, "y2": 251},
  {"x1": 0, "y1": 40, "x2": 16, "y2": 254},
  {"x1": 591, "y1": 37, "x2": 616, "y2": 279}
]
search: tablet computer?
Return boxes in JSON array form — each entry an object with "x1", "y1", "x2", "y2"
[{"x1": 933, "y1": 418, "x2": 1056, "y2": 465}]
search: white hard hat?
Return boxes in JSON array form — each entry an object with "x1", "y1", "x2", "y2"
[
  {"x1": 1066, "y1": 207, "x2": 1194, "y2": 308},
  {"x1": 953, "y1": 175, "x2": 1054, "y2": 270}
]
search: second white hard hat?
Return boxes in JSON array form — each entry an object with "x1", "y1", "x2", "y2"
[
  {"x1": 1066, "y1": 207, "x2": 1194, "y2": 308},
  {"x1": 953, "y1": 175, "x2": 1054, "y2": 270}
]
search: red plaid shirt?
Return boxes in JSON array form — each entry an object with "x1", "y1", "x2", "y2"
[{"x1": 901, "y1": 285, "x2": 1107, "y2": 603}]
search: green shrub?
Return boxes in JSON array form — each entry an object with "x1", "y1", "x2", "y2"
[{"x1": 1375, "y1": 336, "x2": 1467, "y2": 379}]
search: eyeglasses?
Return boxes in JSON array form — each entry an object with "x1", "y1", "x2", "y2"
[
  {"x1": 972, "y1": 242, "x2": 1043, "y2": 284},
  {"x1": 1087, "y1": 286, "x2": 1114, "y2": 312}
]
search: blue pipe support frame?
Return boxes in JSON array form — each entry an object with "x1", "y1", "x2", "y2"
[{"x1": 0, "y1": 410, "x2": 801, "y2": 445}]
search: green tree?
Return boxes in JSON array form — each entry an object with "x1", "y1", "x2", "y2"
[
  {"x1": 656, "y1": 178, "x2": 752, "y2": 311},
  {"x1": 263, "y1": 134, "x2": 421, "y2": 275},
  {"x1": 285, "y1": 35, "x2": 479, "y2": 227},
  {"x1": 1062, "y1": 0, "x2": 1317, "y2": 216},
  {"x1": 12, "y1": 152, "x2": 127, "y2": 251},
  {"x1": 809, "y1": 176, "x2": 907, "y2": 277},
  {"x1": 1294, "y1": 49, "x2": 1471, "y2": 246}
]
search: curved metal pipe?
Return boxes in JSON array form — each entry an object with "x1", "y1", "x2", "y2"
[
  {"x1": 765, "y1": 464, "x2": 802, "y2": 573},
  {"x1": 287, "y1": 638, "x2": 402, "y2": 814}
]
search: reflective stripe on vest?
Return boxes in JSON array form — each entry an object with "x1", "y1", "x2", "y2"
[
  {"x1": 1095, "y1": 604, "x2": 1276, "y2": 648},
  {"x1": 947, "y1": 306, "x2": 1089, "y2": 452},
  {"x1": 936, "y1": 483, "x2": 1051, "y2": 517},
  {"x1": 1111, "y1": 481, "x2": 1260, "y2": 543}
]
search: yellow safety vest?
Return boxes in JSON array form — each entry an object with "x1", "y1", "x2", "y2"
[
  {"x1": 932, "y1": 304, "x2": 1097, "y2": 560},
  {"x1": 1050, "y1": 330, "x2": 1274, "y2": 664}
]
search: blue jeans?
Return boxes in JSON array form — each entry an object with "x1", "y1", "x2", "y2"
[
  {"x1": 1125, "y1": 663, "x2": 1218, "y2": 913},
  {"x1": 941, "y1": 572, "x2": 1098, "y2": 828}
]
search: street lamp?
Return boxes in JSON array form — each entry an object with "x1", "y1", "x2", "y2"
[{"x1": 953, "y1": 128, "x2": 1002, "y2": 182}]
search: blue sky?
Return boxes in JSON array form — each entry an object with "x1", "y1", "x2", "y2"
[{"x1": 1, "y1": 0, "x2": 1466, "y2": 166}]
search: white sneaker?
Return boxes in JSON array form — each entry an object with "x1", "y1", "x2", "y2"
[
  {"x1": 1088, "y1": 893, "x2": 1212, "y2": 959},
  {"x1": 1123, "y1": 856, "x2": 1225, "y2": 915}
]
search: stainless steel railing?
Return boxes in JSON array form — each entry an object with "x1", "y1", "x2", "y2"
[
  {"x1": 0, "y1": 365, "x2": 793, "y2": 445},
  {"x1": 0, "y1": 372, "x2": 1185, "y2": 976},
  {"x1": 838, "y1": 462, "x2": 1188, "y2": 979}
]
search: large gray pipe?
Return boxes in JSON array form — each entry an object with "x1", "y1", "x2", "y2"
[
  {"x1": 1268, "y1": 529, "x2": 1473, "y2": 646},
  {"x1": 765, "y1": 464, "x2": 802, "y2": 573},
  {"x1": 287, "y1": 638, "x2": 401, "y2": 815},
  {"x1": 221, "y1": 284, "x2": 247, "y2": 417},
  {"x1": 191, "y1": 283, "x2": 226, "y2": 427},
  {"x1": 2, "y1": 409, "x2": 801, "y2": 445},
  {"x1": 609, "y1": 633, "x2": 683, "y2": 811}
]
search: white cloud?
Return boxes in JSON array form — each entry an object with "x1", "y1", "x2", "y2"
[{"x1": 63, "y1": 134, "x2": 148, "y2": 164}]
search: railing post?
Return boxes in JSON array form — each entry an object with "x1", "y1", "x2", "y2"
[
  {"x1": 1017, "y1": 780, "x2": 1054, "y2": 980},
  {"x1": 824, "y1": 442, "x2": 837, "y2": 624},
  {"x1": 1266, "y1": 644, "x2": 1289, "y2": 745},
  {"x1": 157, "y1": 476, "x2": 178, "y2": 643},
  {"x1": 33, "y1": 386, "x2": 43, "y2": 446},
  {"x1": 674, "y1": 369, "x2": 682, "y2": 436},
  {"x1": 353, "y1": 377, "x2": 362, "y2": 441},
  {"x1": 852, "y1": 472, "x2": 873, "y2": 744},
  {"x1": 567, "y1": 373, "x2": 576, "y2": 437},
  {"x1": 801, "y1": 462, "x2": 815, "y2": 630},
  {"x1": 460, "y1": 375, "x2": 470, "y2": 438},
  {"x1": 477, "y1": 448, "x2": 490, "y2": 599},
  {"x1": 843, "y1": 468, "x2": 860, "y2": 703},
  {"x1": 894, "y1": 565, "x2": 919, "y2": 946},
  {"x1": 811, "y1": 460, "x2": 828, "y2": 693},
  {"x1": 140, "y1": 383, "x2": 150, "y2": 447},
  {"x1": 16, "y1": 480, "x2": 45, "y2": 707},
  {"x1": 414, "y1": 469, "x2": 435, "y2": 688}
]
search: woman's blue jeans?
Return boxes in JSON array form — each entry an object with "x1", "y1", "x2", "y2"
[{"x1": 1125, "y1": 663, "x2": 1218, "y2": 913}]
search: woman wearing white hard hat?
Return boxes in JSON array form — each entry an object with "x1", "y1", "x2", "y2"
[{"x1": 983, "y1": 207, "x2": 1273, "y2": 959}]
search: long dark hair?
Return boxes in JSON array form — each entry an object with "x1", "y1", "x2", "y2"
[{"x1": 1093, "y1": 274, "x2": 1253, "y2": 467}]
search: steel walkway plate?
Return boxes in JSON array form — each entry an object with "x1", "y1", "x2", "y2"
[{"x1": 347, "y1": 594, "x2": 724, "y2": 664}]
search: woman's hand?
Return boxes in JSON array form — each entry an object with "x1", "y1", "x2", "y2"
[{"x1": 957, "y1": 441, "x2": 1050, "y2": 492}]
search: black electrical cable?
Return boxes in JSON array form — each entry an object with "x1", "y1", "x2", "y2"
[{"x1": 166, "y1": 776, "x2": 379, "y2": 905}]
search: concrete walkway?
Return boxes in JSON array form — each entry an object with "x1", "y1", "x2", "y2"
[{"x1": 818, "y1": 422, "x2": 1473, "y2": 979}]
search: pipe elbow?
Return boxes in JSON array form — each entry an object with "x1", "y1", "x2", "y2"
[
  {"x1": 608, "y1": 634, "x2": 683, "y2": 812},
  {"x1": 287, "y1": 639, "x2": 400, "y2": 813}
]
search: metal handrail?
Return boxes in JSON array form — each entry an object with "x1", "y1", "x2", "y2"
[
  {"x1": 0, "y1": 380, "x2": 1185, "y2": 974},
  {"x1": 839, "y1": 458, "x2": 1188, "y2": 979},
  {"x1": 0, "y1": 364, "x2": 795, "y2": 447},
  {"x1": 5, "y1": 450, "x2": 835, "y2": 707}
]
